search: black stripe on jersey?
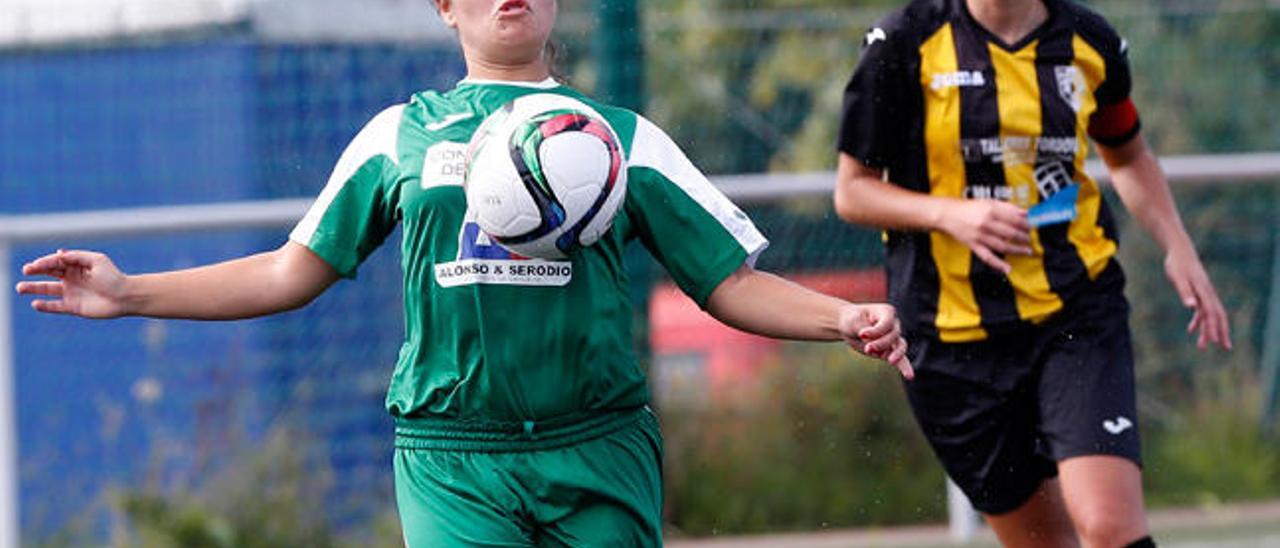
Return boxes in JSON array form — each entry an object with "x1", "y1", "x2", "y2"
[
  {"x1": 895, "y1": 97, "x2": 942, "y2": 336},
  {"x1": 899, "y1": 22, "x2": 942, "y2": 339},
  {"x1": 953, "y1": 18, "x2": 1020, "y2": 330},
  {"x1": 1034, "y1": 27, "x2": 1089, "y2": 300},
  {"x1": 868, "y1": 6, "x2": 944, "y2": 338},
  {"x1": 1098, "y1": 199, "x2": 1119, "y2": 243}
]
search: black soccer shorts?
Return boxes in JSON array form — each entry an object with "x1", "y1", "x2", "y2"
[{"x1": 901, "y1": 287, "x2": 1141, "y2": 515}]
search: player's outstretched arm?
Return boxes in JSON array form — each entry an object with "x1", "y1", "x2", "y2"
[
  {"x1": 705, "y1": 264, "x2": 913, "y2": 379},
  {"x1": 1098, "y1": 135, "x2": 1232, "y2": 351},
  {"x1": 834, "y1": 153, "x2": 1033, "y2": 274},
  {"x1": 16, "y1": 241, "x2": 340, "y2": 321}
]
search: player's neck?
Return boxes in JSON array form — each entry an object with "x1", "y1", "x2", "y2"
[
  {"x1": 464, "y1": 57, "x2": 551, "y2": 84},
  {"x1": 966, "y1": 0, "x2": 1049, "y2": 45}
]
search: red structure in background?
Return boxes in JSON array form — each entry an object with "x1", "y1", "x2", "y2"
[{"x1": 649, "y1": 269, "x2": 887, "y2": 394}]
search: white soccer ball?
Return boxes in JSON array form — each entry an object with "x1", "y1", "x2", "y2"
[{"x1": 464, "y1": 93, "x2": 628, "y2": 259}]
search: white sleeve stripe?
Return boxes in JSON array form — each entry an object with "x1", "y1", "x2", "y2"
[
  {"x1": 745, "y1": 244, "x2": 768, "y2": 268},
  {"x1": 628, "y1": 116, "x2": 769, "y2": 257},
  {"x1": 290, "y1": 104, "x2": 406, "y2": 245}
]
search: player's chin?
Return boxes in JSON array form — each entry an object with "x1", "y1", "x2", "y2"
[{"x1": 491, "y1": 24, "x2": 546, "y2": 48}]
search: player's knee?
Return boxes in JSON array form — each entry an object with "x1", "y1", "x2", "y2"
[{"x1": 1071, "y1": 509, "x2": 1147, "y2": 548}]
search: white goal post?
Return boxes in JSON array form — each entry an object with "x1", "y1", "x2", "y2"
[{"x1": 1, "y1": 152, "x2": 1278, "y2": 547}]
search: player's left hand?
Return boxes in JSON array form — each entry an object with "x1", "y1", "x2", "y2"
[
  {"x1": 1164, "y1": 246, "x2": 1231, "y2": 351},
  {"x1": 839, "y1": 303, "x2": 913, "y2": 379}
]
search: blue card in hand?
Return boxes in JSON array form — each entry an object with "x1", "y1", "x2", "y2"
[{"x1": 1027, "y1": 183, "x2": 1079, "y2": 228}]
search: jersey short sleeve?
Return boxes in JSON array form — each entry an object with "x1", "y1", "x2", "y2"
[
  {"x1": 1074, "y1": 9, "x2": 1133, "y2": 107},
  {"x1": 624, "y1": 116, "x2": 769, "y2": 307},
  {"x1": 289, "y1": 104, "x2": 405, "y2": 278},
  {"x1": 837, "y1": 15, "x2": 914, "y2": 169},
  {"x1": 1073, "y1": 5, "x2": 1140, "y2": 145}
]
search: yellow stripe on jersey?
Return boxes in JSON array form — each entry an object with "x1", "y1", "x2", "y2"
[
  {"x1": 1070, "y1": 35, "x2": 1118, "y2": 280},
  {"x1": 920, "y1": 23, "x2": 986, "y2": 342},
  {"x1": 989, "y1": 41, "x2": 1062, "y2": 322}
]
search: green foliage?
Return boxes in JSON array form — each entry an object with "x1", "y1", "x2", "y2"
[
  {"x1": 118, "y1": 496, "x2": 243, "y2": 548},
  {"x1": 637, "y1": 3, "x2": 894, "y2": 173},
  {"x1": 1092, "y1": 1, "x2": 1280, "y2": 153},
  {"x1": 105, "y1": 427, "x2": 402, "y2": 548},
  {"x1": 112, "y1": 427, "x2": 339, "y2": 548},
  {"x1": 1145, "y1": 408, "x2": 1280, "y2": 507},
  {"x1": 661, "y1": 343, "x2": 944, "y2": 535}
]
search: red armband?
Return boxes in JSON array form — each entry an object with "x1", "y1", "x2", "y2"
[{"x1": 1088, "y1": 97, "x2": 1140, "y2": 146}]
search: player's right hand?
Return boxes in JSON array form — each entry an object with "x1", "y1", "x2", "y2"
[
  {"x1": 942, "y1": 199, "x2": 1034, "y2": 274},
  {"x1": 15, "y1": 249, "x2": 129, "y2": 318}
]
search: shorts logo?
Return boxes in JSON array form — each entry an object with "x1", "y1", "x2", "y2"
[
  {"x1": 1102, "y1": 416, "x2": 1133, "y2": 435},
  {"x1": 434, "y1": 220, "x2": 572, "y2": 287}
]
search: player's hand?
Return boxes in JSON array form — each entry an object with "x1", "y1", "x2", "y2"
[
  {"x1": 839, "y1": 303, "x2": 913, "y2": 379},
  {"x1": 16, "y1": 249, "x2": 130, "y2": 319},
  {"x1": 1164, "y1": 246, "x2": 1231, "y2": 351},
  {"x1": 942, "y1": 199, "x2": 1034, "y2": 274}
]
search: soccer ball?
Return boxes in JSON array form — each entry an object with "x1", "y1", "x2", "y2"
[{"x1": 464, "y1": 93, "x2": 628, "y2": 260}]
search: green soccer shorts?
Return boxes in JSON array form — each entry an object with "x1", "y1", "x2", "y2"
[{"x1": 394, "y1": 407, "x2": 663, "y2": 547}]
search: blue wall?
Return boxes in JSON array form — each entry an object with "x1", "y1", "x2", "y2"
[{"x1": 1, "y1": 39, "x2": 465, "y2": 541}]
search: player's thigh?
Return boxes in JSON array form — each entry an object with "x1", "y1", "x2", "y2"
[
  {"x1": 901, "y1": 334, "x2": 1055, "y2": 514},
  {"x1": 1058, "y1": 455, "x2": 1148, "y2": 544},
  {"x1": 394, "y1": 448, "x2": 533, "y2": 548},
  {"x1": 532, "y1": 409, "x2": 663, "y2": 548}
]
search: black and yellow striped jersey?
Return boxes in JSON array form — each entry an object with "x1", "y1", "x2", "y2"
[{"x1": 838, "y1": 0, "x2": 1140, "y2": 342}]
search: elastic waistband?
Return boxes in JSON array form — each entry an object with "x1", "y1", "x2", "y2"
[{"x1": 394, "y1": 406, "x2": 651, "y2": 452}]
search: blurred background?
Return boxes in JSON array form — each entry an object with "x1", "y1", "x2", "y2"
[{"x1": 1, "y1": 0, "x2": 1278, "y2": 546}]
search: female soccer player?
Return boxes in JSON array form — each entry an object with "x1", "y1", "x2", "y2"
[
  {"x1": 16, "y1": 0, "x2": 910, "y2": 545},
  {"x1": 834, "y1": 0, "x2": 1230, "y2": 547}
]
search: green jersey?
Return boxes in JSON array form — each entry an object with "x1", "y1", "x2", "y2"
[{"x1": 290, "y1": 78, "x2": 766, "y2": 440}]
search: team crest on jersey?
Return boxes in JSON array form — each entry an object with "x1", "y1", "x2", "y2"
[
  {"x1": 434, "y1": 218, "x2": 573, "y2": 287},
  {"x1": 1054, "y1": 66, "x2": 1084, "y2": 113},
  {"x1": 420, "y1": 141, "x2": 468, "y2": 190}
]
